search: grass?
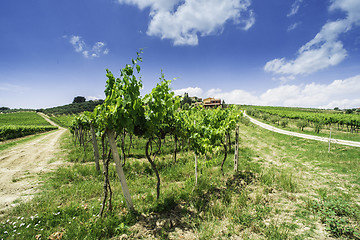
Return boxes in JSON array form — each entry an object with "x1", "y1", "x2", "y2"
[
  {"x1": 0, "y1": 120, "x2": 359, "y2": 239},
  {"x1": 49, "y1": 114, "x2": 76, "y2": 128}
]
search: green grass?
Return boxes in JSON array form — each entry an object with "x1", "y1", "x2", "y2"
[
  {"x1": 49, "y1": 115, "x2": 76, "y2": 128},
  {"x1": 1, "y1": 120, "x2": 359, "y2": 239}
]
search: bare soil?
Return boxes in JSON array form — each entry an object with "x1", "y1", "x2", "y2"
[{"x1": 0, "y1": 114, "x2": 67, "y2": 215}]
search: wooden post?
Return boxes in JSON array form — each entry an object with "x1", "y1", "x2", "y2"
[
  {"x1": 194, "y1": 120, "x2": 198, "y2": 185},
  {"x1": 106, "y1": 129, "x2": 134, "y2": 211},
  {"x1": 328, "y1": 128, "x2": 332, "y2": 153},
  {"x1": 121, "y1": 130, "x2": 126, "y2": 165},
  {"x1": 195, "y1": 153, "x2": 198, "y2": 185},
  {"x1": 174, "y1": 135, "x2": 177, "y2": 163},
  {"x1": 234, "y1": 124, "x2": 239, "y2": 171},
  {"x1": 90, "y1": 123, "x2": 100, "y2": 172}
]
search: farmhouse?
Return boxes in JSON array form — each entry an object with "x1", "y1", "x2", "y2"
[{"x1": 203, "y1": 97, "x2": 222, "y2": 108}]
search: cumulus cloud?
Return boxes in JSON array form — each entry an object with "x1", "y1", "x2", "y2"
[
  {"x1": 67, "y1": 35, "x2": 109, "y2": 59},
  {"x1": 117, "y1": 0, "x2": 255, "y2": 45},
  {"x1": 173, "y1": 87, "x2": 203, "y2": 97},
  {"x1": 265, "y1": 0, "x2": 360, "y2": 76},
  {"x1": 194, "y1": 75, "x2": 360, "y2": 109},
  {"x1": 206, "y1": 88, "x2": 223, "y2": 97}
]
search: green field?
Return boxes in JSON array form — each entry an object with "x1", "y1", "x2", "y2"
[
  {"x1": 0, "y1": 112, "x2": 57, "y2": 141},
  {"x1": 0, "y1": 112, "x2": 51, "y2": 126},
  {"x1": 50, "y1": 114, "x2": 76, "y2": 128}
]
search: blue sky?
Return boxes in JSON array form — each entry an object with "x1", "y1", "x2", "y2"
[{"x1": 1, "y1": 0, "x2": 360, "y2": 109}]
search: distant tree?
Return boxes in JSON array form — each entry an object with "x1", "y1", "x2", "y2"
[
  {"x1": 345, "y1": 109, "x2": 353, "y2": 114},
  {"x1": 0, "y1": 107, "x2": 10, "y2": 111},
  {"x1": 296, "y1": 119, "x2": 308, "y2": 131},
  {"x1": 180, "y1": 92, "x2": 192, "y2": 107},
  {"x1": 73, "y1": 96, "x2": 86, "y2": 103},
  {"x1": 334, "y1": 107, "x2": 340, "y2": 111}
]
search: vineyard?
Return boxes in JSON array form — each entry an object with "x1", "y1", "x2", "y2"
[
  {"x1": 67, "y1": 51, "x2": 243, "y2": 212},
  {"x1": 0, "y1": 112, "x2": 58, "y2": 141},
  {"x1": 0, "y1": 53, "x2": 359, "y2": 239},
  {"x1": 245, "y1": 106, "x2": 360, "y2": 141},
  {"x1": 49, "y1": 114, "x2": 76, "y2": 128}
]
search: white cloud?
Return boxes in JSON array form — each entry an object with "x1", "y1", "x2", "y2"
[
  {"x1": 272, "y1": 75, "x2": 296, "y2": 83},
  {"x1": 206, "y1": 88, "x2": 222, "y2": 97},
  {"x1": 70, "y1": 35, "x2": 85, "y2": 52},
  {"x1": 207, "y1": 88, "x2": 261, "y2": 105},
  {"x1": 287, "y1": 22, "x2": 301, "y2": 31},
  {"x1": 68, "y1": 35, "x2": 109, "y2": 59},
  {"x1": 192, "y1": 74, "x2": 360, "y2": 109},
  {"x1": 87, "y1": 95, "x2": 104, "y2": 101},
  {"x1": 329, "y1": 0, "x2": 360, "y2": 23},
  {"x1": 117, "y1": 0, "x2": 255, "y2": 45},
  {"x1": 265, "y1": 0, "x2": 360, "y2": 76},
  {"x1": 173, "y1": 87, "x2": 203, "y2": 97},
  {"x1": 287, "y1": 0, "x2": 303, "y2": 17}
]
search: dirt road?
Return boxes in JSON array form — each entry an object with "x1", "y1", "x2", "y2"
[
  {"x1": 0, "y1": 114, "x2": 67, "y2": 214},
  {"x1": 244, "y1": 112, "x2": 360, "y2": 148}
]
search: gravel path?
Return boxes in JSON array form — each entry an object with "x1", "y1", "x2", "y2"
[
  {"x1": 244, "y1": 112, "x2": 360, "y2": 148},
  {"x1": 0, "y1": 114, "x2": 67, "y2": 215}
]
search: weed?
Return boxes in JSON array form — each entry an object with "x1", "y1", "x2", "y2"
[
  {"x1": 263, "y1": 222, "x2": 290, "y2": 239},
  {"x1": 260, "y1": 167, "x2": 298, "y2": 193},
  {"x1": 308, "y1": 196, "x2": 360, "y2": 239}
]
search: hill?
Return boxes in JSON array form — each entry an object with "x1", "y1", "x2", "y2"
[{"x1": 37, "y1": 100, "x2": 104, "y2": 115}]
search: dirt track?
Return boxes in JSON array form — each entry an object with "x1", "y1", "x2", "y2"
[{"x1": 0, "y1": 114, "x2": 67, "y2": 214}]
